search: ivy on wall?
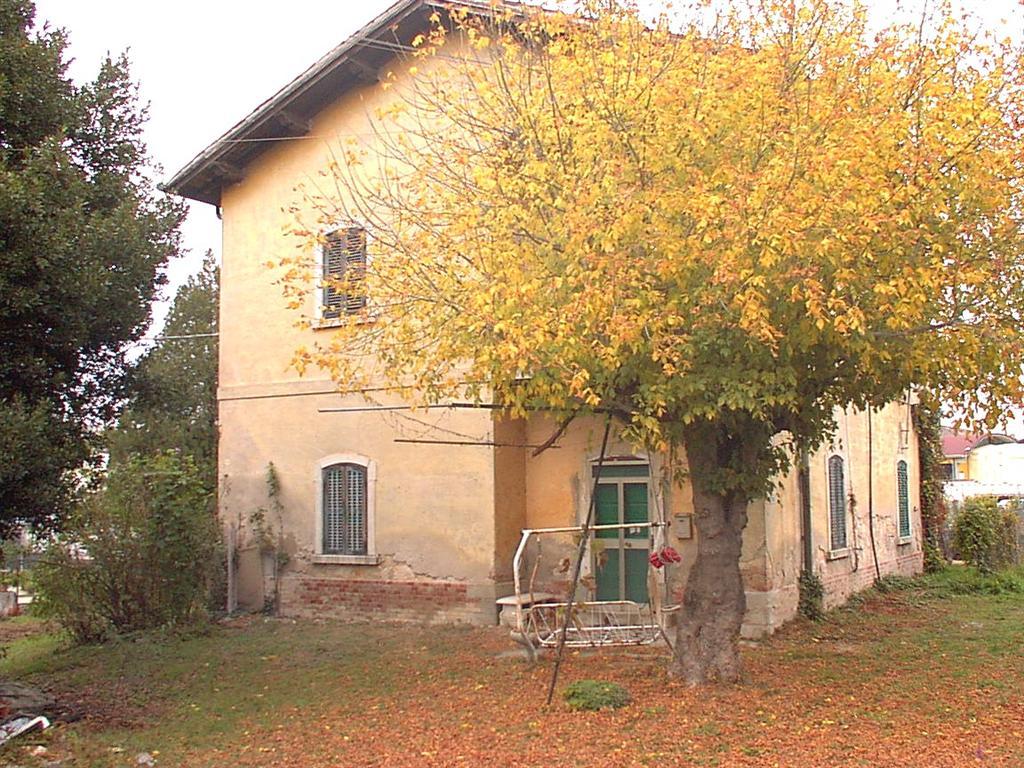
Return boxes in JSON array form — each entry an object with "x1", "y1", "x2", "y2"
[{"x1": 913, "y1": 398, "x2": 947, "y2": 571}]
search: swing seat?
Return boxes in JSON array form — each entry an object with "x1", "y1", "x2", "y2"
[
  {"x1": 521, "y1": 599, "x2": 664, "y2": 649},
  {"x1": 509, "y1": 524, "x2": 676, "y2": 658},
  {"x1": 495, "y1": 592, "x2": 557, "y2": 627}
]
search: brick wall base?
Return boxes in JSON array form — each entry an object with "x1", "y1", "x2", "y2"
[
  {"x1": 741, "y1": 549, "x2": 924, "y2": 638},
  {"x1": 821, "y1": 549, "x2": 923, "y2": 610},
  {"x1": 280, "y1": 576, "x2": 495, "y2": 625}
]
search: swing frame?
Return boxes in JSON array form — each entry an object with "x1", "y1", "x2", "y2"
[{"x1": 509, "y1": 521, "x2": 676, "y2": 660}]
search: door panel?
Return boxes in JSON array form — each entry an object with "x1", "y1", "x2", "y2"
[
  {"x1": 623, "y1": 482, "x2": 648, "y2": 538},
  {"x1": 593, "y1": 473, "x2": 650, "y2": 603},
  {"x1": 595, "y1": 543, "x2": 620, "y2": 601},
  {"x1": 595, "y1": 484, "x2": 619, "y2": 539},
  {"x1": 624, "y1": 549, "x2": 649, "y2": 603}
]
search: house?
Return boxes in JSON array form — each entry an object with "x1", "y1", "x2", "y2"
[
  {"x1": 941, "y1": 428, "x2": 1024, "y2": 505},
  {"x1": 165, "y1": 0, "x2": 923, "y2": 636}
]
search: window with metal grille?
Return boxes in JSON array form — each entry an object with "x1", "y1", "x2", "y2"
[
  {"x1": 897, "y1": 460, "x2": 911, "y2": 539},
  {"x1": 322, "y1": 463, "x2": 367, "y2": 555},
  {"x1": 828, "y1": 454, "x2": 847, "y2": 551},
  {"x1": 322, "y1": 226, "x2": 367, "y2": 319}
]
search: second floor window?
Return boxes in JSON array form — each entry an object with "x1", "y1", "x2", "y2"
[{"x1": 322, "y1": 226, "x2": 367, "y2": 319}]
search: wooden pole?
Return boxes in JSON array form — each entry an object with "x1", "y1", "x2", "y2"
[{"x1": 545, "y1": 417, "x2": 613, "y2": 706}]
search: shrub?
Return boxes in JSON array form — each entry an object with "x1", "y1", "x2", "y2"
[
  {"x1": 33, "y1": 452, "x2": 220, "y2": 643},
  {"x1": 874, "y1": 574, "x2": 915, "y2": 593},
  {"x1": 563, "y1": 680, "x2": 630, "y2": 711},
  {"x1": 918, "y1": 564, "x2": 1024, "y2": 597},
  {"x1": 797, "y1": 571, "x2": 825, "y2": 621},
  {"x1": 923, "y1": 538, "x2": 947, "y2": 573},
  {"x1": 952, "y1": 496, "x2": 1020, "y2": 574}
]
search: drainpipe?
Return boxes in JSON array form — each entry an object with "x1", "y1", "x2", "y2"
[{"x1": 798, "y1": 448, "x2": 813, "y2": 575}]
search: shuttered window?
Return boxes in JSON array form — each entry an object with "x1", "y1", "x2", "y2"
[
  {"x1": 897, "y1": 460, "x2": 911, "y2": 539},
  {"x1": 322, "y1": 226, "x2": 367, "y2": 319},
  {"x1": 322, "y1": 463, "x2": 367, "y2": 555},
  {"x1": 828, "y1": 455, "x2": 847, "y2": 551}
]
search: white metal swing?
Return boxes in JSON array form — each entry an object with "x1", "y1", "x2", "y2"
[{"x1": 506, "y1": 521, "x2": 677, "y2": 660}]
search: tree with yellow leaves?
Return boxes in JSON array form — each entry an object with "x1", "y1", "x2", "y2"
[{"x1": 281, "y1": 0, "x2": 1024, "y2": 684}]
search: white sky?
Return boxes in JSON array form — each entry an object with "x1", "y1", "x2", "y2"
[{"x1": 29, "y1": 0, "x2": 1024, "y2": 431}]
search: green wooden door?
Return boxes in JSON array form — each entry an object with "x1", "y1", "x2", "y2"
[{"x1": 593, "y1": 472, "x2": 649, "y2": 603}]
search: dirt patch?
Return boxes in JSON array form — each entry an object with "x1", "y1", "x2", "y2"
[
  {"x1": 0, "y1": 620, "x2": 50, "y2": 645},
  {"x1": 42, "y1": 679, "x2": 165, "y2": 731}
]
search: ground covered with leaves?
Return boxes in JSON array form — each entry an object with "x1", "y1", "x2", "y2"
[{"x1": 1, "y1": 568, "x2": 1022, "y2": 767}]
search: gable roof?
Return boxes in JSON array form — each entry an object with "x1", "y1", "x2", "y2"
[
  {"x1": 164, "y1": 0, "x2": 500, "y2": 206},
  {"x1": 941, "y1": 427, "x2": 1017, "y2": 458}
]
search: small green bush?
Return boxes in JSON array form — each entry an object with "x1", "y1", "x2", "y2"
[
  {"x1": 916, "y1": 564, "x2": 1024, "y2": 597},
  {"x1": 874, "y1": 574, "x2": 915, "y2": 593},
  {"x1": 923, "y1": 539, "x2": 947, "y2": 573},
  {"x1": 975, "y1": 568, "x2": 1024, "y2": 595},
  {"x1": 797, "y1": 571, "x2": 825, "y2": 621},
  {"x1": 952, "y1": 496, "x2": 1020, "y2": 574},
  {"x1": 563, "y1": 680, "x2": 630, "y2": 711},
  {"x1": 34, "y1": 452, "x2": 221, "y2": 643}
]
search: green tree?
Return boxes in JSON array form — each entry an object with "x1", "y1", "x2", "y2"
[
  {"x1": 282, "y1": 1, "x2": 1024, "y2": 683},
  {"x1": 109, "y1": 252, "x2": 219, "y2": 494},
  {"x1": 0, "y1": 0, "x2": 184, "y2": 533},
  {"x1": 953, "y1": 496, "x2": 1020, "y2": 574},
  {"x1": 33, "y1": 451, "x2": 219, "y2": 643}
]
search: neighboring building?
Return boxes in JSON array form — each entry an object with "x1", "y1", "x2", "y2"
[
  {"x1": 941, "y1": 428, "x2": 1024, "y2": 504},
  {"x1": 940, "y1": 429, "x2": 977, "y2": 482},
  {"x1": 165, "y1": 0, "x2": 923, "y2": 636}
]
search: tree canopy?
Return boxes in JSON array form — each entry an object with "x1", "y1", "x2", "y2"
[
  {"x1": 108, "y1": 252, "x2": 219, "y2": 496},
  {"x1": 0, "y1": 0, "x2": 185, "y2": 533},
  {"x1": 281, "y1": 0, "x2": 1024, "y2": 682}
]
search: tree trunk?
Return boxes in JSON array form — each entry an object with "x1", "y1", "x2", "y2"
[{"x1": 670, "y1": 423, "x2": 750, "y2": 685}]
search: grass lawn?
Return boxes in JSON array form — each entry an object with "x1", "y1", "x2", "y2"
[{"x1": 1, "y1": 567, "x2": 1022, "y2": 767}]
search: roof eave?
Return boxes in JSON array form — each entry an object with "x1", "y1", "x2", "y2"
[
  {"x1": 163, "y1": 0, "x2": 432, "y2": 206},
  {"x1": 164, "y1": 0, "x2": 516, "y2": 206}
]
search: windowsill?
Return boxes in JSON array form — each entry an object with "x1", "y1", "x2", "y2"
[
  {"x1": 312, "y1": 553, "x2": 380, "y2": 565},
  {"x1": 313, "y1": 315, "x2": 375, "y2": 330},
  {"x1": 827, "y1": 548, "x2": 850, "y2": 561},
  {"x1": 896, "y1": 537, "x2": 913, "y2": 546}
]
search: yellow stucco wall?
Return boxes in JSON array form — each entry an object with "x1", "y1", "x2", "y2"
[
  {"x1": 217, "y1": 55, "x2": 508, "y2": 621},
  {"x1": 512, "y1": 404, "x2": 922, "y2": 636},
  {"x1": 214, "y1": 36, "x2": 921, "y2": 630},
  {"x1": 770, "y1": 401, "x2": 923, "y2": 619}
]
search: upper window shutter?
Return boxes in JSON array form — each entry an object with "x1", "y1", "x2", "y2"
[
  {"x1": 322, "y1": 232, "x2": 347, "y2": 319},
  {"x1": 322, "y1": 226, "x2": 367, "y2": 318},
  {"x1": 343, "y1": 227, "x2": 367, "y2": 312}
]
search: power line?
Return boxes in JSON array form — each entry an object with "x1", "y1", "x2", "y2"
[{"x1": 131, "y1": 332, "x2": 219, "y2": 346}]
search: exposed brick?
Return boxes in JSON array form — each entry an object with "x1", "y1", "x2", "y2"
[{"x1": 283, "y1": 577, "x2": 479, "y2": 624}]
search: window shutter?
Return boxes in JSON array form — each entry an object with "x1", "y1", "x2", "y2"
[
  {"x1": 322, "y1": 463, "x2": 368, "y2": 555},
  {"x1": 321, "y1": 226, "x2": 367, "y2": 318},
  {"x1": 323, "y1": 465, "x2": 346, "y2": 553},
  {"x1": 897, "y1": 460, "x2": 911, "y2": 538},
  {"x1": 322, "y1": 233, "x2": 347, "y2": 320},
  {"x1": 343, "y1": 227, "x2": 367, "y2": 313},
  {"x1": 828, "y1": 455, "x2": 847, "y2": 550},
  {"x1": 345, "y1": 464, "x2": 367, "y2": 555}
]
